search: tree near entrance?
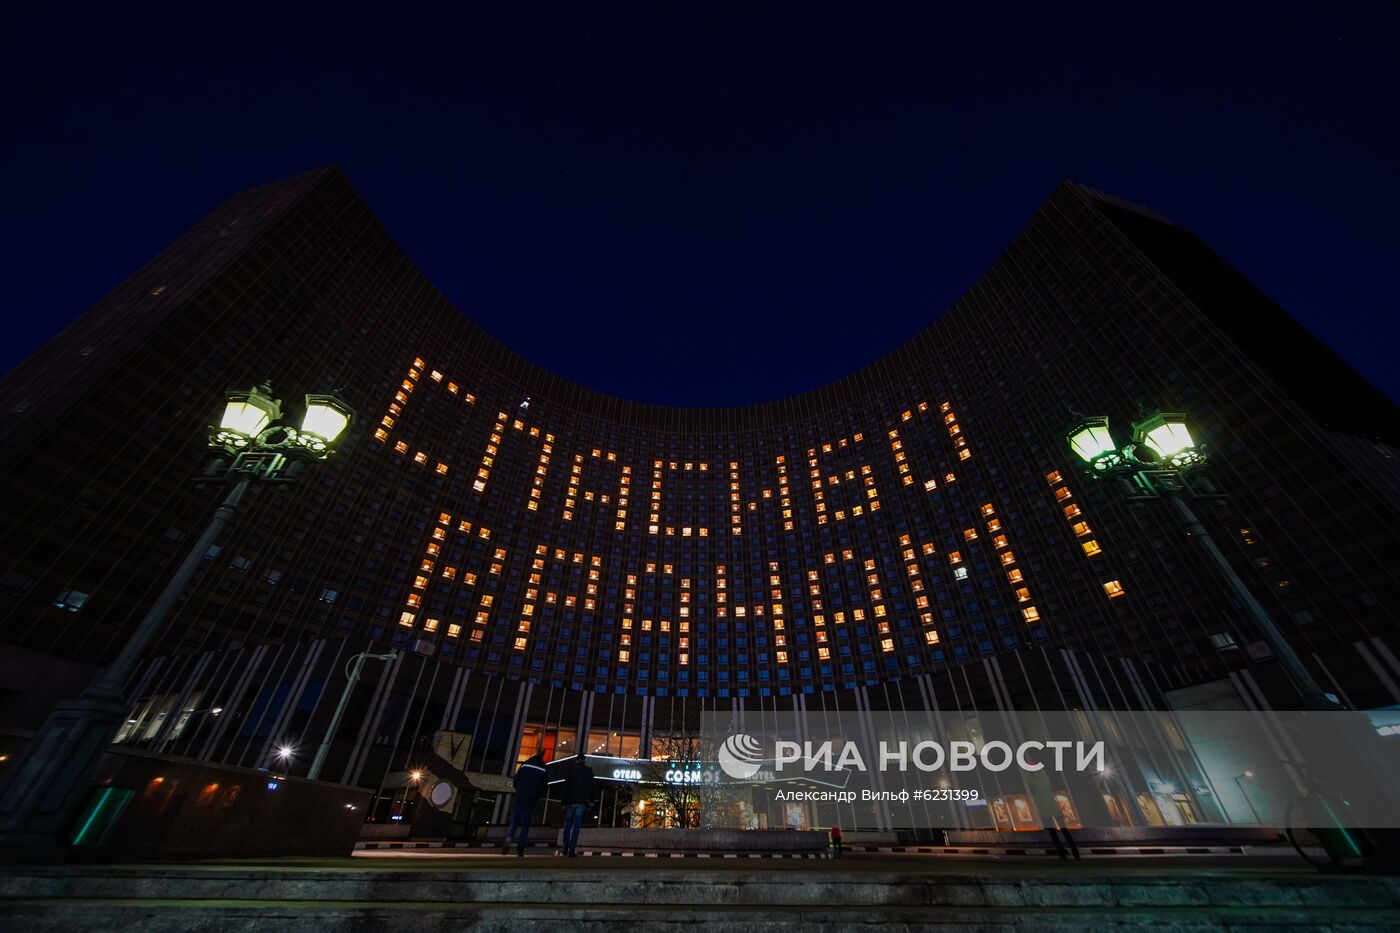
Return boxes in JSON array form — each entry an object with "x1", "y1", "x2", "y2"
[{"x1": 637, "y1": 726, "x2": 745, "y2": 829}]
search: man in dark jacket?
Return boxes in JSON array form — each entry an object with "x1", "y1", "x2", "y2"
[
  {"x1": 506, "y1": 752, "x2": 548, "y2": 856},
  {"x1": 560, "y1": 757, "x2": 595, "y2": 857}
]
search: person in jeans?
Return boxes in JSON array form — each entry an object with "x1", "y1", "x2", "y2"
[
  {"x1": 560, "y1": 756, "x2": 595, "y2": 857},
  {"x1": 505, "y1": 752, "x2": 549, "y2": 856}
]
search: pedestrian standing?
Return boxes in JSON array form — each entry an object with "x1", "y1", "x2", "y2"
[
  {"x1": 505, "y1": 752, "x2": 549, "y2": 857},
  {"x1": 561, "y1": 756, "x2": 595, "y2": 857},
  {"x1": 830, "y1": 824, "x2": 843, "y2": 857}
]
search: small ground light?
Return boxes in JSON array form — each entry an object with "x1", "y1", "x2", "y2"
[
  {"x1": 277, "y1": 745, "x2": 295, "y2": 759},
  {"x1": 409, "y1": 769, "x2": 424, "y2": 783}
]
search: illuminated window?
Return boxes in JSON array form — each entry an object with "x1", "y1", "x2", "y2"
[
  {"x1": 1022, "y1": 606, "x2": 1040, "y2": 622},
  {"x1": 1063, "y1": 503, "x2": 1082, "y2": 519},
  {"x1": 399, "y1": 611, "x2": 415, "y2": 627},
  {"x1": 1082, "y1": 539, "x2": 1103, "y2": 557},
  {"x1": 1072, "y1": 521, "x2": 1092, "y2": 537},
  {"x1": 1103, "y1": 580, "x2": 1126, "y2": 598},
  {"x1": 1045, "y1": 470, "x2": 1063, "y2": 485},
  {"x1": 924, "y1": 630, "x2": 940, "y2": 645},
  {"x1": 1014, "y1": 587, "x2": 1031, "y2": 602}
]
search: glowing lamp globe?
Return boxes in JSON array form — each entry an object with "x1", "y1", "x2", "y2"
[
  {"x1": 1133, "y1": 411, "x2": 1196, "y2": 459},
  {"x1": 299, "y1": 393, "x2": 355, "y2": 451},
  {"x1": 1066, "y1": 417, "x2": 1117, "y2": 464},
  {"x1": 218, "y1": 386, "x2": 281, "y2": 444}
]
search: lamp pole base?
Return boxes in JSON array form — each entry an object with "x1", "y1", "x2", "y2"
[{"x1": 0, "y1": 683, "x2": 130, "y2": 862}]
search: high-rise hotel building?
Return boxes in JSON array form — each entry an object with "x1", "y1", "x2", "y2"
[{"x1": 0, "y1": 168, "x2": 1397, "y2": 829}]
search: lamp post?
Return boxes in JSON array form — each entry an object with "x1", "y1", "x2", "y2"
[
  {"x1": 1233, "y1": 770, "x2": 1264, "y2": 825},
  {"x1": 307, "y1": 649, "x2": 398, "y2": 781},
  {"x1": 1095, "y1": 767, "x2": 1134, "y2": 827},
  {"x1": 0, "y1": 384, "x2": 354, "y2": 860},
  {"x1": 1065, "y1": 410, "x2": 1341, "y2": 712}
]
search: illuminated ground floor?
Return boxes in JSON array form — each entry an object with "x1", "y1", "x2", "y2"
[{"x1": 10, "y1": 631, "x2": 1368, "y2": 844}]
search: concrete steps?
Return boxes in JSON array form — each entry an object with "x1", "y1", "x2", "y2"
[
  {"x1": 2, "y1": 863, "x2": 1397, "y2": 930},
  {"x1": 5, "y1": 900, "x2": 1400, "y2": 931}
]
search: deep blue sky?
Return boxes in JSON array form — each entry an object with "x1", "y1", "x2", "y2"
[{"x1": 2, "y1": 3, "x2": 1396, "y2": 407}]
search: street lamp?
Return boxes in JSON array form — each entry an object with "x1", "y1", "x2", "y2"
[
  {"x1": 213, "y1": 385, "x2": 282, "y2": 448},
  {"x1": 1066, "y1": 416, "x2": 1122, "y2": 473},
  {"x1": 1094, "y1": 766, "x2": 1136, "y2": 827},
  {"x1": 1065, "y1": 409, "x2": 1340, "y2": 712},
  {"x1": 0, "y1": 384, "x2": 354, "y2": 859},
  {"x1": 307, "y1": 649, "x2": 398, "y2": 781},
  {"x1": 298, "y1": 394, "x2": 357, "y2": 453},
  {"x1": 1233, "y1": 770, "x2": 1264, "y2": 825},
  {"x1": 1131, "y1": 411, "x2": 1199, "y2": 465}
]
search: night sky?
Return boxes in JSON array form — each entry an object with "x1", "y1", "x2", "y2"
[{"x1": 2, "y1": 3, "x2": 1396, "y2": 408}]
